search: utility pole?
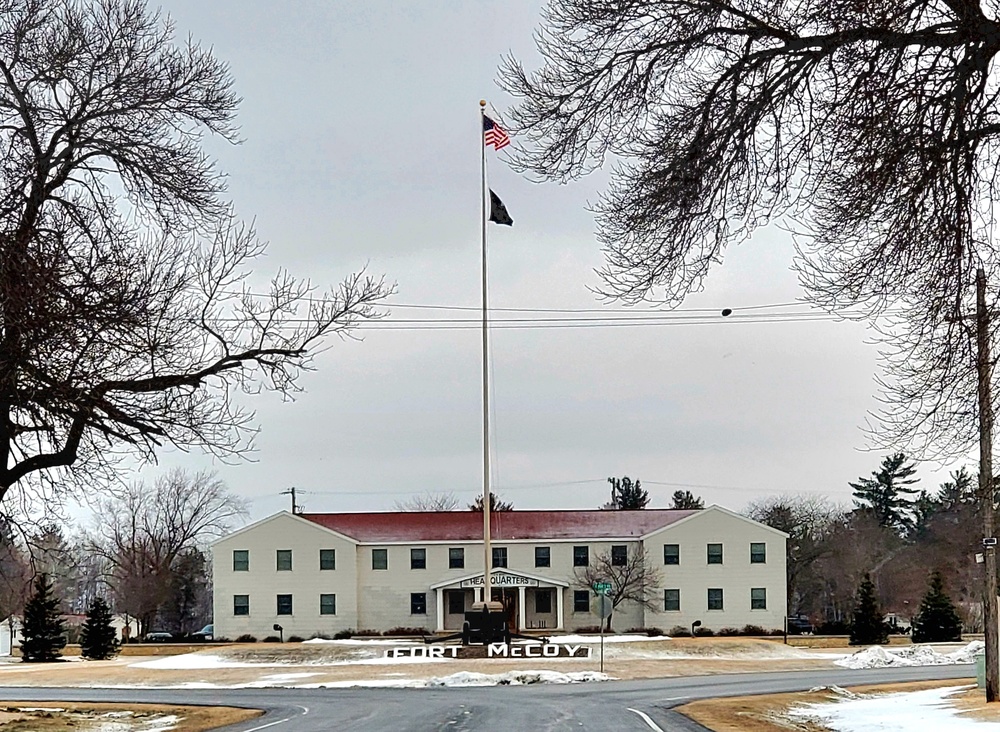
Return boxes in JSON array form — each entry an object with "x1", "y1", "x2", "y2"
[
  {"x1": 977, "y1": 267, "x2": 999, "y2": 702},
  {"x1": 280, "y1": 487, "x2": 299, "y2": 514}
]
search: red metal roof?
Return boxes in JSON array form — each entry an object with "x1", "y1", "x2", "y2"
[{"x1": 299, "y1": 509, "x2": 698, "y2": 543}]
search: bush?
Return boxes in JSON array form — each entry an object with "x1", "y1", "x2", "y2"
[
  {"x1": 332, "y1": 629, "x2": 354, "y2": 640},
  {"x1": 262, "y1": 635, "x2": 281, "y2": 643},
  {"x1": 625, "y1": 627, "x2": 664, "y2": 637},
  {"x1": 693, "y1": 626, "x2": 714, "y2": 637},
  {"x1": 741, "y1": 625, "x2": 767, "y2": 636},
  {"x1": 287, "y1": 635, "x2": 304, "y2": 643},
  {"x1": 215, "y1": 637, "x2": 232, "y2": 643},
  {"x1": 768, "y1": 628, "x2": 785, "y2": 636},
  {"x1": 668, "y1": 625, "x2": 691, "y2": 637},
  {"x1": 716, "y1": 627, "x2": 740, "y2": 636},
  {"x1": 308, "y1": 633, "x2": 333, "y2": 641},
  {"x1": 384, "y1": 627, "x2": 429, "y2": 636},
  {"x1": 354, "y1": 629, "x2": 382, "y2": 637},
  {"x1": 572, "y1": 625, "x2": 604, "y2": 634},
  {"x1": 235, "y1": 634, "x2": 257, "y2": 643},
  {"x1": 816, "y1": 620, "x2": 850, "y2": 635}
]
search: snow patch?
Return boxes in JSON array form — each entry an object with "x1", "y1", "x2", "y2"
[
  {"x1": 835, "y1": 641, "x2": 982, "y2": 669},
  {"x1": 302, "y1": 670, "x2": 611, "y2": 688},
  {"x1": 789, "y1": 685, "x2": 998, "y2": 731},
  {"x1": 545, "y1": 634, "x2": 669, "y2": 644}
]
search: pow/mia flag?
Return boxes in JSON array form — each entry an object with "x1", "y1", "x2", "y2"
[{"x1": 489, "y1": 189, "x2": 513, "y2": 226}]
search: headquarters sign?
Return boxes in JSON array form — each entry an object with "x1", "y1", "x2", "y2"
[{"x1": 460, "y1": 572, "x2": 539, "y2": 588}]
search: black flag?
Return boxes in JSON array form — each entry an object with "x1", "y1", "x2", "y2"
[{"x1": 489, "y1": 189, "x2": 513, "y2": 226}]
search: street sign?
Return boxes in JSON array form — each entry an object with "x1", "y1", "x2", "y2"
[
  {"x1": 597, "y1": 595, "x2": 613, "y2": 619},
  {"x1": 593, "y1": 582, "x2": 612, "y2": 595}
]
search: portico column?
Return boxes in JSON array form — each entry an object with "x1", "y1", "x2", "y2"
[
  {"x1": 518, "y1": 586, "x2": 526, "y2": 631},
  {"x1": 556, "y1": 587, "x2": 564, "y2": 630},
  {"x1": 436, "y1": 588, "x2": 445, "y2": 632}
]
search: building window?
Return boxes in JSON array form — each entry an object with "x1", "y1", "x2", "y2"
[
  {"x1": 233, "y1": 594, "x2": 249, "y2": 616},
  {"x1": 611, "y1": 545, "x2": 628, "y2": 566},
  {"x1": 663, "y1": 544, "x2": 680, "y2": 565},
  {"x1": 276, "y1": 594, "x2": 293, "y2": 615},
  {"x1": 449, "y1": 547, "x2": 465, "y2": 569},
  {"x1": 492, "y1": 547, "x2": 508, "y2": 568},
  {"x1": 448, "y1": 591, "x2": 466, "y2": 615},
  {"x1": 573, "y1": 546, "x2": 589, "y2": 567},
  {"x1": 372, "y1": 548, "x2": 388, "y2": 570},
  {"x1": 320, "y1": 549, "x2": 336, "y2": 570},
  {"x1": 535, "y1": 546, "x2": 551, "y2": 568},
  {"x1": 707, "y1": 543, "x2": 723, "y2": 565},
  {"x1": 411, "y1": 592, "x2": 427, "y2": 615},
  {"x1": 664, "y1": 589, "x2": 680, "y2": 612},
  {"x1": 535, "y1": 589, "x2": 552, "y2": 614},
  {"x1": 276, "y1": 549, "x2": 292, "y2": 571},
  {"x1": 411, "y1": 548, "x2": 427, "y2": 570},
  {"x1": 750, "y1": 542, "x2": 766, "y2": 564},
  {"x1": 707, "y1": 588, "x2": 724, "y2": 610},
  {"x1": 233, "y1": 550, "x2": 249, "y2": 572},
  {"x1": 320, "y1": 593, "x2": 337, "y2": 615},
  {"x1": 573, "y1": 590, "x2": 590, "y2": 612},
  {"x1": 751, "y1": 588, "x2": 767, "y2": 610}
]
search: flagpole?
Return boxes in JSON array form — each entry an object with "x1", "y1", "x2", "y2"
[{"x1": 479, "y1": 99, "x2": 492, "y2": 609}]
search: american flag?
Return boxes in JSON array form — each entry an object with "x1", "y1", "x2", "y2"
[{"x1": 483, "y1": 115, "x2": 510, "y2": 150}]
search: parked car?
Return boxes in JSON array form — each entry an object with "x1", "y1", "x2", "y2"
[
  {"x1": 786, "y1": 616, "x2": 814, "y2": 635},
  {"x1": 143, "y1": 631, "x2": 173, "y2": 642},
  {"x1": 191, "y1": 624, "x2": 214, "y2": 641}
]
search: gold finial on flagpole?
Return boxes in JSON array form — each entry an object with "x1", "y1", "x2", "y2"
[{"x1": 480, "y1": 99, "x2": 486, "y2": 107}]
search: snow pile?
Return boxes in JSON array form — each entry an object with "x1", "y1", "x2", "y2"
[
  {"x1": 302, "y1": 670, "x2": 611, "y2": 689},
  {"x1": 302, "y1": 638, "x2": 418, "y2": 646},
  {"x1": 789, "y1": 685, "x2": 998, "y2": 731},
  {"x1": 131, "y1": 654, "x2": 271, "y2": 670},
  {"x1": 835, "y1": 641, "x2": 983, "y2": 669}
]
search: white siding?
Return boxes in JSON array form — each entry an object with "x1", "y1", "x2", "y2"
[
  {"x1": 212, "y1": 513, "x2": 359, "y2": 640},
  {"x1": 211, "y1": 507, "x2": 786, "y2": 636},
  {"x1": 644, "y1": 507, "x2": 787, "y2": 633}
]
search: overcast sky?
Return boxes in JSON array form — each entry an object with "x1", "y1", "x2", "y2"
[{"x1": 139, "y1": 0, "x2": 969, "y2": 521}]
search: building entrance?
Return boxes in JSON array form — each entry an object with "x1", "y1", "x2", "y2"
[{"x1": 491, "y1": 588, "x2": 518, "y2": 632}]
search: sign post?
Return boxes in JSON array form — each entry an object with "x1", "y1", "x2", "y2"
[{"x1": 596, "y1": 594, "x2": 613, "y2": 673}]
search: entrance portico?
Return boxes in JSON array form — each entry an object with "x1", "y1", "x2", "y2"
[{"x1": 430, "y1": 569, "x2": 569, "y2": 632}]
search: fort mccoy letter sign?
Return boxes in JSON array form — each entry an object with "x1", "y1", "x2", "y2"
[{"x1": 385, "y1": 643, "x2": 592, "y2": 660}]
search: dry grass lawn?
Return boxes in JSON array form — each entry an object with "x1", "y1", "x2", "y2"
[
  {"x1": 0, "y1": 702, "x2": 260, "y2": 730},
  {"x1": 678, "y1": 679, "x2": 990, "y2": 732}
]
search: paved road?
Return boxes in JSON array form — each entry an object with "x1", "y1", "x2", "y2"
[{"x1": 0, "y1": 664, "x2": 974, "y2": 731}]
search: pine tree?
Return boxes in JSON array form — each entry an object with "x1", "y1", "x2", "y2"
[
  {"x1": 20, "y1": 574, "x2": 66, "y2": 662},
  {"x1": 849, "y1": 453, "x2": 920, "y2": 533},
  {"x1": 607, "y1": 476, "x2": 650, "y2": 510},
  {"x1": 911, "y1": 571, "x2": 963, "y2": 643},
  {"x1": 80, "y1": 597, "x2": 119, "y2": 660},
  {"x1": 849, "y1": 573, "x2": 888, "y2": 646}
]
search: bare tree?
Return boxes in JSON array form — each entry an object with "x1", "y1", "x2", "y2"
[
  {"x1": 89, "y1": 469, "x2": 246, "y2": 634},
  {"x1": 501, "y1": 0, "x2": 998, "y2": 311},
  {"x1": 394, "y1": 492, "x2": 460, "y2": 512},
  {"x1": 744, "y1": 495, "x2": 843, "y2": 618},
  {"x1": 575, "y1": 547, "x2": 660, "y2": 631},
  {"x1": 498, "y1": 0, "x2": 1000, "y2": 459},
  {"x1": 0, "y1": 0, "x2": 390, "y2": 503}
]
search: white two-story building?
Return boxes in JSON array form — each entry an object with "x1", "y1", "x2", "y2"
[{"x1": 212, "y1": 506, "x2": 787, "y2": 639}]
